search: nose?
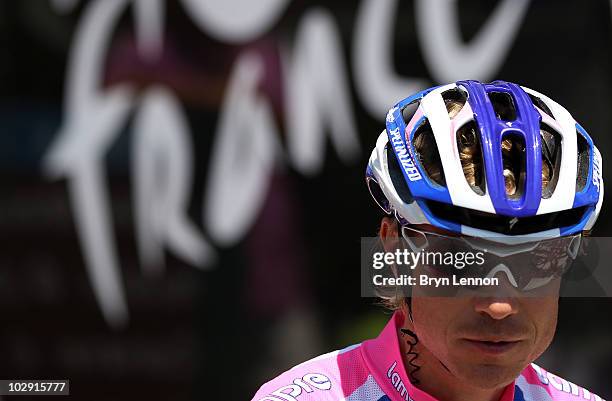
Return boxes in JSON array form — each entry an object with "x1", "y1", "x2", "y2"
[
  {"x1": 472, "y1": 263, "x2": 521, "y2": 319},
  {"x1": 474, "y1": 297, "x2": 519, "y2": 320}
]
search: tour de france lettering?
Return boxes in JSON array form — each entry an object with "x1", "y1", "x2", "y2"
[
  {"x1": 43, "y1": 0, "x2": 539, "y2": 326},
  {"x1": 258, "y1": 373, "x2": 332, "y2": 401},
  {"x1": 389, "y1": 127, "x2": 422, "y2": 181}
]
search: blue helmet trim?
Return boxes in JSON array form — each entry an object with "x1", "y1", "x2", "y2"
[{"x1": 457, "y1": 80, "x2": 543, "y2": 217}]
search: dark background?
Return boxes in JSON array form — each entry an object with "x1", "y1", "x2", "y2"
[{"x1": 1, "y1": 1, "x2": 611, "y2": 400}]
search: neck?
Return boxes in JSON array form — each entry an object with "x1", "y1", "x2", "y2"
[{"x1": 398, "y1": 328, "x2": 510, "y2": 401}]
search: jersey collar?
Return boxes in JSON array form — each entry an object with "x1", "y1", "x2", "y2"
[{"x1": 361, "y1": 310, "x2": 516, "y2": 401}]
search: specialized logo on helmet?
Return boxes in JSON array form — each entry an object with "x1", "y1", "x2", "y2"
[
  {"x1": 389, "y1": 127, "x2": 422, "y2": 181},
  {"x1": 258, "y1": 373, "x2": 332, "y2": 401}
]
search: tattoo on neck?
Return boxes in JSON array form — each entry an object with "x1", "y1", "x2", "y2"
[{"x1": 400, "y1": 328, "x2": 421, "y2": 384}]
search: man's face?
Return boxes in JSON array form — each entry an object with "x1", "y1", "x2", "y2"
[
  {"x1": 410, "y1": 292, "x2": 558, "y2": 389},
  {"x1": 379, "y1": 217, "x2": 560, "y2": 389}
]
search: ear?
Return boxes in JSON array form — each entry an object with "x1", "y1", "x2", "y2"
[
  {"x1": 379, "y1": 216, "x2": 400, "y2": 252},
  {"x1": 400, "y1": 298, "x2": 414, "y2": 328}
]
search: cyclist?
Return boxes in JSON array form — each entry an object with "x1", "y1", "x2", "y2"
[{"x1": 251, "y1": 80, "x2": 606, "y2": 401}]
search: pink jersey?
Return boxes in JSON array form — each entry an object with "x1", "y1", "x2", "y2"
[{"x1": 251, "y1": 311, "x2": 606, "y2": 401}]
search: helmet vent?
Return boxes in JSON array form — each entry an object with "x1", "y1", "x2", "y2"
[
  {"x1": 413, "y1": 119, "x2": 446, "y2": 187},
  {"x1": 489, "y1": 92, "x2": 517, "y2": 121},
  {"x1": 576, "y1": 132, "x2": 591, "y2": 192},
  {"x1": 425, "y1": 200, "x2": 589, "y2": 235},
  {"x1": 441, "y1": 88, "x2": 467, "y2": 119},
  {"x1": 456, "y1": 121, "x2": 485, "y2": 195},
  {"x1": 529, "y1": 94, "x2": 555, "y2": 120},
  {"x1": 540, "y1": 124, "x2": 562, "y2": 199},
  {"x1": 401, "y1": 100, "x2": 420, "y2": 125},
  {"x1": 501, "y1": 133, "x2": 526, "y2": 199}
]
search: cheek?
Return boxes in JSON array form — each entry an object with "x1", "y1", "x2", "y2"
[
  {"x1": 527, "y1": 299, "x2": 559, "y2": 360},
  {"x1": 411, "y1": 298, "x2": 462, "y2": 356}
]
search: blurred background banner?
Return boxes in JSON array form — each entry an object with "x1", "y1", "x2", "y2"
[{"x1": 1, "y1": 0, "x2": 611, "y2": 399}]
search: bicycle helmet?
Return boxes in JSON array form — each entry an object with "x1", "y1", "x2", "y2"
[{"x1": 366, "y1": 80, "x2": 603, "y2": 238}]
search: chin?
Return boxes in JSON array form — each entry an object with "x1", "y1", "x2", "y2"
[{"x1": 455, "y1": 362, "x2": 523, "y2": 390}]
